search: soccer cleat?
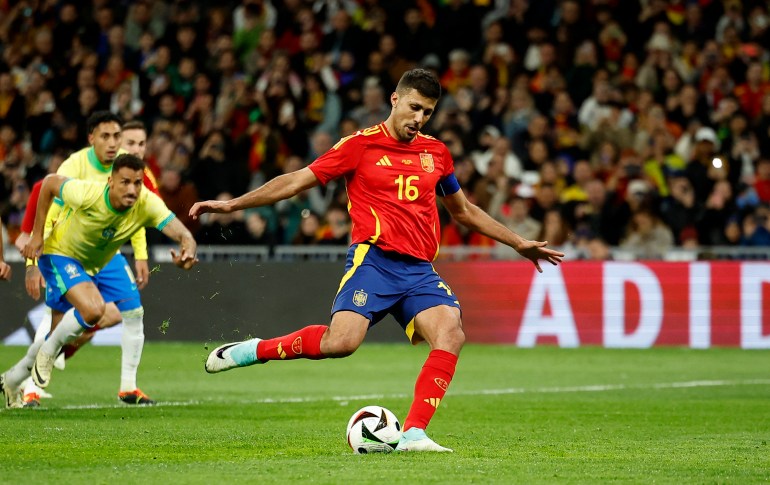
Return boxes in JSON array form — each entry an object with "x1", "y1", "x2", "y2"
[
  {"x1": 31, "y1": 348, "x2": 57, "y2": 389},
  {"x1": 118, "y1": 389, "x2": 156, "y2": 405},
  {"x1": 205, "y1": 339, "x2": 263, "y2": 374},
  {"x1": 0, "y1": 373, "x2": 23, "y2": 409},
  {"x1": 395, "y1": 428, "x2": 453, "y2": 453},
  {"x1": 23, "y1": 392, "x2": 41, "y2": 408}
]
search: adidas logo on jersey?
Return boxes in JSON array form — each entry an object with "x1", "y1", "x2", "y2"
[
  {"x1": 376, "y1": 156, "x2": 392, "y2": 166},
  {"x1": 423, "y1": 397, "x2": 441, "y2": 409}
]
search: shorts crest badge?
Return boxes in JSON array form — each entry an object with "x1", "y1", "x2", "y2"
[
  {"x1": 64, "y1": 263, "x2": 80, "y2": 279},
  {"x1": 420, "y1": 152, "x2": 434, "y2": 173},
  {"x1": 353, "y1": 289, "x2": 368, "y2": 307}
]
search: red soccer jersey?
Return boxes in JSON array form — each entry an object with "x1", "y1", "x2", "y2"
[
  {"x1": 143, "y1": 167, "x2": 160, "y2": 195},
  {"x1": 21, "y1": 180, "x2": 43, "y2": 233},
  {"x1": 309, "y1": 123, "x2": 455, "y2": 261}
]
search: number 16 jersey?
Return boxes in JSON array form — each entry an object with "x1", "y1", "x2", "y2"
[{"x1": 309, "y1": 123, "x2": 455, "y2": 262}]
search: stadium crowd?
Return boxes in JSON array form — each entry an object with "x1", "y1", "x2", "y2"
[{"x1": 1, "y1": 0, "x2": 769, "y2": 260}]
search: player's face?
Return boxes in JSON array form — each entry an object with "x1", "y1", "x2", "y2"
[
  {"x1": 389, "y1": 89, "x2": 436, "y2": 142},
  {"x1": 89, "y1": 122, "x2": 122, "y2": 164},
  {"x1": 121, "y1": 128, "x2": 147, "y2": 160},
  {"x1": 108, "y1": 167, "x2": 144, "y2": 210}
]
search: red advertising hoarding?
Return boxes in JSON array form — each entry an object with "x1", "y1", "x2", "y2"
[{"x1": 434, "y1": 261, "x2": 770, "y2": 348}]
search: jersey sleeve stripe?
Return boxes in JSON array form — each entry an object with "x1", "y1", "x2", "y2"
[
  {"x1": 59, "y1": 178, "x2": 72, "y2": 202},
  {"x1": 156, "y1": 213, "x2": 176, "y2": 231}
]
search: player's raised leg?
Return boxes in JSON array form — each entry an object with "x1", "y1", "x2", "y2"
[
  {"x1": 205, "y1": 311, "x2": 369, "y2": 373},
  {"x1": 396, "y1": 305, "x2": 464, "y2": 453}
]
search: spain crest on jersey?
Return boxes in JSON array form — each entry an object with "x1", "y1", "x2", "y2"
[
  {"x1": 420, "y1": 152, "x2": 434, "y2": 173},
  {"x1": 353, "y1": 289, "x2": 368, "y2": 307}
]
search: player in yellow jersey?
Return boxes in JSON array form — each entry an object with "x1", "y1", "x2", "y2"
[
  {"x1": 1, "y1": 114, "x2": 169, "y2": 407},
  {"x1": 13, "y1": 118, "x2": 161, "y2": 406},
  {"x1": 0, "y1": 154, "x2": 197, "y2": 407}
]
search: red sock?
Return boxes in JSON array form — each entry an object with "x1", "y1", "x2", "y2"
[
  {"x1": 403, "y1": 349, "x2": 458, "y2": 431},
  {"x1": 62, "y1": 328, "x2": 97, "y2": 360},
  {"x1": 256, "y1": 325, "x2": 328, "y2": 361}
]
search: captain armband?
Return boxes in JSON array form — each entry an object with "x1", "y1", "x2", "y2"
[{"x1": 436, "y1": 173, "x2": 461, "y2": 197}]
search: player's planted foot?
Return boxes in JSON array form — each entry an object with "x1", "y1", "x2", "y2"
[
  {"x1": 23, "y1": 392, "x2": 41, "y2": 408},
  {"x1": 395, "y1": 428, "x2": 453, "y2": 453},
  {"x1": 205, "y1": 339, "x2": 263, "y2": 374},
  {"x1": 0, "y1": 373, "x2": 23, "y2": 409},
  {"x1": 32, "y1": 349, "x2": 57, "y2": 388},
  {"x1": 118, "y1": 389, "x2": 155, "y2": 405}
]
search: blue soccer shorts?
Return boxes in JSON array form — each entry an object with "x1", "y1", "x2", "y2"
[
  {"x1": 331, "y1": 243, "x2": 461, "y2": 343},
  {"x1": 39, "y1": 253, "x2": 141, "y2": 314}
]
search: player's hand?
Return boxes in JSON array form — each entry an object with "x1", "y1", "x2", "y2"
[
  {"x1": 189, "y1": 200, "x2": 231, "y2": 220},
  {"x1": 21, "y1": 234, "x2": 43, "y2": 260},
  {"x1": 25, "y1": 265, "x2": 45, "y2": 299},
  {"x1": 0, "y1": 262, "x2": 11, "y2": 281},
  {"x1": 14, "y1": 232, "x2": 30, "y2": 253},
  {"x1": 171, "y1": 248, "x2": 198, "y2": 270},
  {"x1": 134, "y1": 259, "x2": 150, "y2": 290},
  {"x1": 515, "y1": 240, "x2": 565, "y2": 273}
]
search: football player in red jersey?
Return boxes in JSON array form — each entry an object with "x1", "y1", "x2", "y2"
[{"x1": 191, "y1": 69, "x2": 564, "y2": 452}]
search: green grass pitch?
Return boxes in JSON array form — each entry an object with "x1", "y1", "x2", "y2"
[{"x1": 0, "y1": 343, "x2": 768, "y2": 483}]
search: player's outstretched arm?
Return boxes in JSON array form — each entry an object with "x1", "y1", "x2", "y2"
[
  {"x1": 21, "y1": 174, "x2": 68, "y2": 261},
  {"x1": 441, "y1": 189, "x2": 564, "y2": 273},
  {"x1": 189, "y1": 167, "x2": 319, "y2": 219},
  {"x1": 161, "y1": 218, "x2": 199, "y2": 270}
]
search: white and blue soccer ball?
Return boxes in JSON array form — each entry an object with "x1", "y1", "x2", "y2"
[{"x1": 345, "y1": 405, "x2": 402, "y2": 454}]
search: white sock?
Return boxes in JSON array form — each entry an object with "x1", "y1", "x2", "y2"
[
  {"x1": 120, "y1": 307, "x2": 145, "y2": 392},
  {"x1": 40, "y1": 308, "x2": 86, "y2": 357},
  {"x1": 4, "y1": 339, "x2": 44, "y2": 389},
  {"x1": 33, "y1": 309, "x2": 52, "y2": 344}
]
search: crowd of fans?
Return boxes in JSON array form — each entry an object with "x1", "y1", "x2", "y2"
[{"x1": 1, "y1": 0, "x2": 769, "y2": 260}]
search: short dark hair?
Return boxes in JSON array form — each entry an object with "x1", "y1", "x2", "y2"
[
  {"x1": 396, "y1": 68, "x2": 441, "y2": 100},
  {"x1": 122, "y1": 120, "x2": 146, "y2": 132},
  {"x1": 87, "y1": 111, "x2": 123, "y2": 134},
  {"x1": 112, "y1": 153, "x2": 145, "y2": 173}
]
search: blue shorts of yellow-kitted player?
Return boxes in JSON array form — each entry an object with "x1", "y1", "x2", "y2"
[
  {"x1": 331, "y1": 243, "x2": 461, "y2": 343},
  {"x1": 39, "y1": 253, "x2": 141, "y2": 315}
]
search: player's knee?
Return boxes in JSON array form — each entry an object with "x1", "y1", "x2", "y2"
[
  {"x1": 80, "y1": 299, "x2": 107, "y2": 325},
  {"x1": 324, "y1": 334, "x2": 361, "y2": 357},
  {"x1": 448, "y1": 324, "x2": 466, "y2": 350}
]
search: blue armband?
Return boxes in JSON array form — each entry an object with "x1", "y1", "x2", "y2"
[{"x1": 436, "y1": 173, "x2": 461, "y2": 197}]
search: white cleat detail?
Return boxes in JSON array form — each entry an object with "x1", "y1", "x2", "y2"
[
  {"x1": 205, "y1": 339, "x2": 262, "y2": 374},
  {"x1": 32, "y1": 349, "x2": 57, "y2": 388},
  {"x1": 395, "y1": 428, "x2": 453, "y2": 452},
  {"x1": 0, "y1": 373, "x2": 23, "y2": 409}
]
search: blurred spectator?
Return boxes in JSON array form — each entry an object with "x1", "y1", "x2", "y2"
[
  {"x1": 197, "y1": 191, "x2": 252, "y2": 245},
  {"x1": 292, "y1": 209, "x2": 321, "y2": 245},
  {"x1": 584, "y1": 236, "x2": 613, "y2": 261},
  {"x1": 621, "y1": 210, "x2": 674, "y2": 259},
  {"x1": 159, "y1": 168, "x2": 200, "y2": 235},
  {"x1": 191, "y1": 130, "x2": 249, "y2": 201},
  {"x1": 317, "y1": 205, "x2": 351, "y2": 246},
  {"x1": 244, "y1": 207, "x2": 278, "y2": 246},
  {"x1": 348, "y1": 77, "x2": 389, "y2": 128},
  {"x1": 0, "y1": 72, "x2": 26, "y2": 130}
]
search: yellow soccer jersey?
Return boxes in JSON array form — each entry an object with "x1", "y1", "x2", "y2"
[
  {"x1": 44, "y1": 179, "x2": 175, "y2": 275},
  {"x1": 45, "y1": 146, "x2": 150, "y2": 259}
]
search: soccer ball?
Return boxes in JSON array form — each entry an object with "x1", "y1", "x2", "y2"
[{"x1": 345, "y1": 405, "x2": 402, "y2": 454}]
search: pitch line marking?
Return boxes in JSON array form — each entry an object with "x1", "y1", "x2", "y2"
[{"x1": 56, "y1": 379, "x2": 770, "y2": 410}]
